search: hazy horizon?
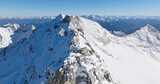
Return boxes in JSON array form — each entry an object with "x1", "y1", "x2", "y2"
[{"x1": 0, "y1": 0, "x2": 160, "y2": 17}]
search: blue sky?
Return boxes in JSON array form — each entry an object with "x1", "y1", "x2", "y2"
[{"x1": 0, "y1": 0, "x2": 160, "y2": 17}]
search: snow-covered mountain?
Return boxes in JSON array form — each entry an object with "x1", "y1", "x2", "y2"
[
  {"x1": 0, "y1": 15, "x2": 160, "y2": 84},
  {"x1": 0, "y1": 23, "x2": 35, "y2": 48},
  {"x1": 84, "y1": 15, "x2": 160, "y2": 35}
]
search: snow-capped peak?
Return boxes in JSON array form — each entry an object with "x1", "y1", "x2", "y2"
[
  {"x1": 122, "y1": 24, "x2": 160, "y2": 62},
  {"x1": 127, "y1": 24, "x2": 160, "y2": 44},
  {"x1": 1, "y1": 23, "x2": 20, "y2": 31},
  {"x1": 54, "y1": 14, "x2": 66, "y2": 22},
  {"x1": 138, "y1": 24, "x2": 158, "y2": 33},
  {"x1": 55, "y1": 15, "x2": 112, "y2": 41},
  {"x1": 50, "y1": 15, "x2": 114, "y2": 84}
]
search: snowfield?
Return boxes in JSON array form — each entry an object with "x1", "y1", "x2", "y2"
[{"x1": 0, "y1": 15, "x2": 160, "y2": 84}]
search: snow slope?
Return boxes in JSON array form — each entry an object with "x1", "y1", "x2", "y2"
[
  {"x1": 106, "y1": 24, "x2": 160, "y2": 84},
  {"x1": 0, "y1": 15, "x2": 160, "y2": 84},
  {"x1": 84, "y1": 15, "x2": 160, "y2": 35}
]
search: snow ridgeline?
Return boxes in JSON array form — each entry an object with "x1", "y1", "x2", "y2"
[
  {"x1": 0, "y1": 15, "x2": 160, "y2": 84},
  {"x1": 0, "y1": 15, "x2": 113, "y2": 84},
  {"x1": 47, "y1": 15, "x2": 114, "y2": 84}
]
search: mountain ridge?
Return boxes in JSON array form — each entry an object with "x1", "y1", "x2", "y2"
[{"x1": 0, "y1": 15, "x2": 160, "y2": 84}]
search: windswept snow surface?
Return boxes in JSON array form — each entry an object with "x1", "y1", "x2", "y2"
[{"x1": 0, "y1": 15, "x2": 160, "y2": 84}]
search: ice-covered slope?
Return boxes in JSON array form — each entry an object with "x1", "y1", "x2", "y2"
[
  {"x1": 122, "y1": 24, "x2": 160, "y2": 61},
  {"x1": 107, "y1": 24, "x2": 160, "y2": 84},
  {"x1": 0, "y1": 15, "x2": 160, "y2": 84},
  {"x1": 0, "y1": 23, "x2": 34, "y2": 48}
]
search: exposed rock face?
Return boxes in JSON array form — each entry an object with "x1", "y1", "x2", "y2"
[
  {"x1": 45, "y1": 15, "x2": 114, "y2": 84},
  {"x1": 63, "y1": 15, "x2": 72, "y2": 23}
]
